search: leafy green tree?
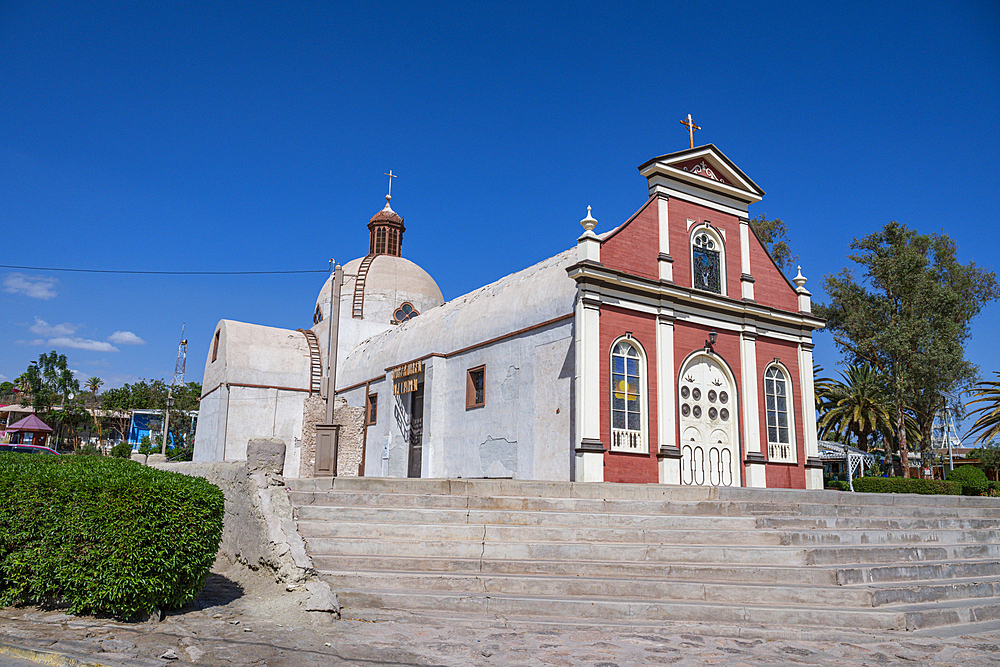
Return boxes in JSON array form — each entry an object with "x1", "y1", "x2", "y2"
[
  {"x1": 816, "y1": 363, "x2": 895, "y2": 453},
  {"x1": 749, "y1": 215, "x2": 797, "y2": 273},
  {"x1": 967, "y1": 442, "x2": 1000, "y2": 478},
  {"x1": 17, "y1": 351, "x2": 80, "y2": 419},
  {"x1": 98, "y1": 379, "x2": 201, "y2": 454},
  {"x1": 100, "y1": 385, "x2": 136, "y2": 446},
  {"x1": 817, "y1": 222, "x2": 1000, "y2": 477}
]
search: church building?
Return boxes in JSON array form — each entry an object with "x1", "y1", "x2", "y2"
[{"x1": 194, "y1": 140, "x2": 826, "y2": 489}]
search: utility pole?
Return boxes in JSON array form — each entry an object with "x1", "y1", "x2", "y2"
[{"x1": 315, "y1": 261, "x2": 343, "y2": 475}]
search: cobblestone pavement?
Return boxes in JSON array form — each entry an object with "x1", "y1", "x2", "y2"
[{"x1": 2, "y1": 562, "x2": 1000, "y2": 667}]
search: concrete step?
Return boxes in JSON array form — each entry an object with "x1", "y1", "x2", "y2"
[
  {"x1": 309, "y1": 554, "x2": 844, "y2": 585},
  {"x1": 861, "y1": 577, "x2": 1000, "y2": 606},
  {"x1": 294, "y1": 504, "x2": 762, "y2": 530},
  {"x1": 312, "y1": 554, "x2": 1000, "y2": 588},
  {"x1": 303, "y1": 536, "x2": 998, "y2": 566},
  {"x1": 295, "y1": 520, "x2": 787, "y2": 546},
  {"x1": 757, "y1": 515, "x2": 1000, "y2": 531},
  {"x1": 335, "y1": 588, "x2": 1000, "y2": 631},
  {"x1": 319, "y1": 570, "x2": 878, "y2": 607},
  {"x1": 294, "y1": 503, "x2": 1000, "y2": 533},
  {"x1": 302, "y1": 536, "x2": 812, "y2": 563},
  {"x1": 289, "y1": 489, "x2": 1000, "y2": 519},
  {"x1": 322, "y1": 570, "x2": 1000, "y2": 609},
  {"x1": 837, "y1": 559, "x2": 1000, "y2": 584},
  {"x1": 804, "y1": 543, "x2": 1000, "y2": 565},
  {"x1": 335, "y1": 588, "x2": 909, "y2": 630},
  {"x1": 289, "y1": 476, "x2": 1000, "y2": 512},
  {"x1": 296, "y1": 519, "x2": 998, "y2": 548}
]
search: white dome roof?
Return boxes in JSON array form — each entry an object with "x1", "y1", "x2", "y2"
[{"x1": 315, "y1": 255, "x2": 444, "y2": 325}]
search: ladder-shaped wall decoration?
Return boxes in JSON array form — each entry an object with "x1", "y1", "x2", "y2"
[
  {"x1": 352, "y1": 254, "x2": 377, "y2": 319},
  {"x1": 297, "y1": 328, "x2": 323, "y2": 396}
]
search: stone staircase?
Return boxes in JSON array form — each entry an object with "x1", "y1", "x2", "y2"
[{"x1": 286, "y1": 477, "x2": 1000, "y2": 633}]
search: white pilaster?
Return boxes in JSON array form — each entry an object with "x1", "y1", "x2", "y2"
[
  {"x1": 740, "y1": 329, "x2": 766, "y2": 487},
  {"x1": 657, "y1": 195, "x2": 673, "y2": 282},
  {"x1": 656, "y1": 312, "x2": 680, "y2": 484},
  {"x1": 574, "y1": 288, "x2": 604, "y2": 482},
  {"x1": 739, "y1": 218, "x2": 755, "y2": 301},
  {"x1": 798, "y1": 341, "x2": 822, "y2": 489}
]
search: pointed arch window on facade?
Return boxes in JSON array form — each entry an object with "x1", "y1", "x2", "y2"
[
  {"x1": 611, "y1": 339, "x2": 645, "y2": 453},
  {"x1": 764, "y1": 365, "x2": 796, "y2": 462},
  {"x1": 692, "y1": 230, "x2": 722, "y2": 294}
]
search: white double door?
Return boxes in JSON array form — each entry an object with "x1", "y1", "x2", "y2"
[{"x1": 678, "y1": 355, "x2": 738, "y2": 486}]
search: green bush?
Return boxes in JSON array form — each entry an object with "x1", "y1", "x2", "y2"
[
  {"x1": 987, "y1": 481, "x2": 1000, "y2": 495},
  {"x1": 74, "y1": 444, "x2": 100, "y2": 456},
  {"x1": 947, "y1": 465, "x2": 989, "y2": 496},
  {"x1": 109, "y1": 442, "x2": 132, "y2": 459},
  {"x1": 825, "y1": 480, "x2": 849, "y2": 491},
  {"x1": 0, "y1": 454, "x2": 223, "y2": 619},
  {"x1": 852, "y1": 477, "x2": 962, "y2": 495}
]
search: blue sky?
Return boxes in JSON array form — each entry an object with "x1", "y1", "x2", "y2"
[{"x1": 2, "y1": 1, "x2": 998, "y2": 420}]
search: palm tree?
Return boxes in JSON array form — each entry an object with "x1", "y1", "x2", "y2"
[
  {"x1": 816, "y1": 363, "x2": 895, "y2": 453},
  {"x1": 966, "y1": 373, "x2": 1000, "y2": 446},
  {"x1": 85, "y1": 376, "x2": 104, "y2": 453}
]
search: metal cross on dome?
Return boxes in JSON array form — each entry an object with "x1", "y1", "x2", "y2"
[
  {"x1": 680, "y1": 114, "x2": 701, "y2": 149},
  {"x1": 384, "y1": 170, "x2": 397, "y2": 200}
]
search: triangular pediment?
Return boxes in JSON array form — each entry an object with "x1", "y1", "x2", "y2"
[{"x1": 638, "y1": 144, "x2": 764, "y2": 204}]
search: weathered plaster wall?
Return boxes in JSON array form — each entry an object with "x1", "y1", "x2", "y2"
[
  {"x1": 150, "y1": 439, "x2": 339, "y2": 614},
  {"x1": 218, "y1": 386, "x2": 306, "y2": 463},
  {"x1": 352, "y1": 320, "x2": 574, "y2": 481},
  {"x1": 193, "y1": 385, "x2": 227, "y2": 462},
  {"x1": 298, "y1": 396, "x2": 365, "y2": 478}
]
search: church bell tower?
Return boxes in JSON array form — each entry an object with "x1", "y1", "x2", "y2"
[{"x1": 368, "y1": 172, "x2": 405, "y2": 257}]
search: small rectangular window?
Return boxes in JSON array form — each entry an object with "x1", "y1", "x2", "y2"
[
  {"x1": 466, "y1": 366, "x2": 485, "y2": 409},
  {"x1": 366, "y1": 393, "x2": 378, "y2": 425},
  {"x1": 211, "y1": 330, "x2": 221, "y2": 362}
]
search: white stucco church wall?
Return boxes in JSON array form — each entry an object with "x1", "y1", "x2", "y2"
[{"x1": 337, "y1": 248, "x2": 577, "y2": 480}]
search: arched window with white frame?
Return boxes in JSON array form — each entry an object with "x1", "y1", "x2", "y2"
[
  {"x1": 690, "y1": 224, "x2": 725, "y2": 295},
  {"x1": 764, "y1": 364, "x2": 796, "y2": 463},
  {"x1": 610, "y1": 337, "x2": 647, "y2": 453}
]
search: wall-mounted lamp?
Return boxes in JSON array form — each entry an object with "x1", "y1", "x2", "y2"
[{"x1": 705, "y1": 330, "x2": 717, "y2": 351}]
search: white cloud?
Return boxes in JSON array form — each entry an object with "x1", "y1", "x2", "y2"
[
  {"x1": 108, "y1": 331, "x2": 145, "y2": 345},
  {"x1": 22, "y1": 317, "x2": 120, "y2": 352},
  {"x1": 29, "y1": 317, "x2": 78, "y2": 337},
  {"x1": 4, "y1": 273, "x2": 58, "y2": 300},
  {"x1": 48, "y1": 337, "x2": 119, "y2": 352}
]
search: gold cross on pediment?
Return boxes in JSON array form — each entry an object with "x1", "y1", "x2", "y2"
[{"x1": 680, "y1": 114, "x2": 701, "y2": 149}]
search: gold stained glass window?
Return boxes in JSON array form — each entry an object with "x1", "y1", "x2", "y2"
[{"x1": 611, "y1": 341, "x2": 641, "y2": 432}]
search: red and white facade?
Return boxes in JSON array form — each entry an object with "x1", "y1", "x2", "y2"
[{"x1": 568, "y1": 144, "x2": 826, "y2": 489}]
